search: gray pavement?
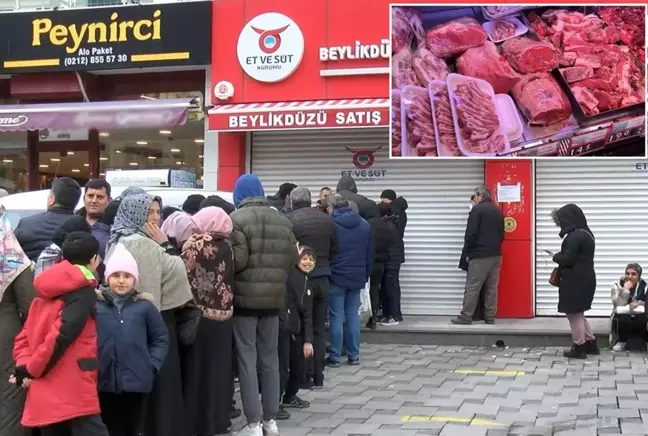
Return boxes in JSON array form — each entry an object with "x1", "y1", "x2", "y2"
[{"x1": 232, "y1": 343, "x2": 648, "y2": 435}]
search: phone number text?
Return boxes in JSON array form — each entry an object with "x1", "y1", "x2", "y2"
[{"x1": 63, "y1": 54, "x2": 128, "y2": 67}]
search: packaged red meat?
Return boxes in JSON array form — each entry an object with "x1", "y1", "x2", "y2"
[
  {"x1": 501, "y1": 37, "x2": 560, "y2": 74},
  {"x1": 428, "y1": 81, "x2": 462, "y2": 157},
  {"x1": 455, "y1": 41, "x2": 521, "y2": 94},
  {"x1": 391, "y1": 90, "x2": 402, "y2": 157},
  {"x1": 392, "y1": 8, "x2": 413, "y2": 54},
  {"x1": 412, "y1": 47, "x2": 450, "y2": 88},
  {"x1": 392, "y1": 49, "x2": 420, "y2": 90},
  {"x1": 447, "y1": 74, "x2": 510, "y2": 156},
  {"x1": 482, "y1": 6, "x2": 530, "y2": 20},
  {"x1": 426, "y1": 17, "x2": 488, "y2": 59},
  {"x1": 511, "y1": 73, "x2": 572, "y2": 126},
  {"x1": 400, "y1": 86, "x2": 437, "y2": 157},
  {"x1": 483, "y1": 18, "x2": 528, "y2": 43}
]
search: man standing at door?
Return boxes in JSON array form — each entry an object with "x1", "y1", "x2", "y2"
[
  {"x1": 77, "y1": 179, "x2": 112, "y2": 259},
  {"x1": 452, "y1": 186, "x2": 504, "y2": 325}
]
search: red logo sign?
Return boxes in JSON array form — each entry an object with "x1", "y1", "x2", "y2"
[
  {"x1": 252, "y1": 25, "x2": 290, "y2": 54},
  {"x1": 346, "y1": 146, "x2": 382, "y2": 169}
]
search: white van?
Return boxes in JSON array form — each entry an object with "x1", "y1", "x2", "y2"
[{"x1": 0, "y1": 187, "x2": 233, "y2": 228}]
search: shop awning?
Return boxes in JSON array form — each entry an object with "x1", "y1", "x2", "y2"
[
  {"x1": 208, "y1": 98, "x2": 390, "y2": 131},
  {"x1": 0, "y1": 98, "x2": 197, "y2": 132}
]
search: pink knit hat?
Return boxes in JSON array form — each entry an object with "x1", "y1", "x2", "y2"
[{"x1": 105, "y1": 244, "x2": 139, "y2": 283}]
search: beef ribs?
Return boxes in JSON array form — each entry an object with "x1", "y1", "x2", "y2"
[
  {"x1": 456, "y1": 41, "x2": 521, "y2": 94},
  {"x1": 501, "y1": 37, "x2": 560, "y2": 73},
  {"x1": 426, "y1": 17, "x2": 487, "y2": 59},
  {"x1": 511, "y1": 73, "x2": 572, "y2": 125},
  {"x1": 561, "y1": 66, "x2": 593, "y2": 83},
  {"x1": 391, "y1": 93, "x2": 402, "y2": 156},
  {"x1": 572, "y1": 87, "x2": 600, "y2": 115},
  {"x1": 412, "y1": 47, "x2": 450, "y2": 87},
  {"x1": 392, "y1": 49, "x2": 419, "y2": 89},
  {"x1": 452, "y1": 81, "x2": 506, "y2": 154},
  {"x1": 432, "y1": 87, "x2": 462, "y2": 156},
  {"x1": 404, "y1": 92, "x2": 437, "y2": 156}
]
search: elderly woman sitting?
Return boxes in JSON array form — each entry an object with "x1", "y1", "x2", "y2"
[{"x1": 610, "y1": 263, "x2": 648, "y2": 351}]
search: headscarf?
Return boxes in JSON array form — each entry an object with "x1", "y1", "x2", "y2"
[
  {"x1": 161, "y1": 206, "x2": 180, "y2": 223},
  {"x1": 119, "y1": 186, "x2": 147, "y2": 199},
  {"x1": 233, "y1": 173, "x2": 265, "y2": 208},
  {"x1": 109, "y1": 194, "x2": 157, "y2": 245},
  {"x1": 627, "y1": 263, "x2": 643, "y2": 277},
  {"x1": 0, "y1": 206, "x2": 31, "y2": 300},
  {"x1": 161, "y1": 211, "x2": 198, "y2": 245},
  {"x1": 192, "y1": 206, "x2": 233, "y2": 237}
]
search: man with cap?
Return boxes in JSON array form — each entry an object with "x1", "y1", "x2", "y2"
[{"x1": 229, "y1": 173, "x2": 298, "y2": 436}]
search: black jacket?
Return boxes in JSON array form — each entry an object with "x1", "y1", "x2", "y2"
[
  {"x1": 463, "y1": 201, "x2": 504, "y2": 259},
  {"x1": 280, "y1": 267, "x2": 314, "y2": 343},
  {"x1": 266, "y1": 191, "x2": 286, "y2": 211},
  {"x1": 383, "y1": 214, "x2": 404, "y2": 268},
  {"x1": 552, "y1": 204, "x2": 596, "y2": 314},
  {"x1": 14, "y1": 207, "x2": 77, "y2": 261},
  {"x1": 336, "y1": 176, "x2": 377, "y2": 221},
  {"x1": 364, "y1": 202, "x2": 391, "y2": 264},
  {"x1": 390, "y1": 196, "x2": 409, "y2": 240},
  {"x1": 286, "y1": 203, "x2": 338, "y2": 277}
]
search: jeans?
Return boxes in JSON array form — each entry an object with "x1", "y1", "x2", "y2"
[{"x1": 328, "y1": 284, "x2": 361, "y2": 362}]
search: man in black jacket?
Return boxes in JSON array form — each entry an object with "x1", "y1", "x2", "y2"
[
  {"x1": 286, "y1": 187, "x2": 337, "y2": 389},
  {"x1": 379, "y1": 190, "x2": 408, "y2": 321},
  {"x1": 363, "y1": 202, "x2": 392, "y2": 329},
  {"x1": 336, "y1": 176, "x2": 375, "y2": 220},
  {"x1": 15, "y1": 177, "x2": 82, "y2": 261},
  {"x1": 452, "y1": 186, "x2": 505, "y2": 325},
  {"x1": 267, "y1": 183, "x2": 297, "y2": 212}
]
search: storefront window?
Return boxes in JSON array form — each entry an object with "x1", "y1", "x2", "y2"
[
  {"x1": 38, "y1": 150, "x2": 90, "y2": 189},
  {"x1": 98, "y1": 121, "x2": 205, "y2": 186},
  {"x1": 0, "y1": 132, "x2": 27, "y2": 193}
]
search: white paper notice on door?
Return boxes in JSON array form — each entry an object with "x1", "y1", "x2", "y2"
[{"x1": 497, "y1": 182, "x2": 521, "y2": 203}]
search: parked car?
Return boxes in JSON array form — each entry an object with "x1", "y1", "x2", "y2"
[{"x1": 0, "y1": 187, "x2": 233, "y2": 228}]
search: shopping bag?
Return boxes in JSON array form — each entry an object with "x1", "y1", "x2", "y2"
[
  {"x1": 359, "y1": 281, "x2": 372, "y2": 324},
  {"x1": 615, "y1": 304, "x2": 645, "y2": 315}
]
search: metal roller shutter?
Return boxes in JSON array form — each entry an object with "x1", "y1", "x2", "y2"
[
  {"x1": 250, "y1": 128, "x2": 484, "y2": 315},
  {"x1": 535, "y1": 160, "x2": 648, "y2": 316}
]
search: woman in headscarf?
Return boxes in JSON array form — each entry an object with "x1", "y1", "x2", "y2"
[
  {"x1": 161, "y1": 206, "x2": 180, "y2": 224},
  {"x1": 161, "y1": 211, "x2": 198, "y2": 251},
  {"x1": 551, "y1": 204, "x2": 597, "y2": 359},
  {"x1": 180, "y1": 206, "x2": 235, "y2": 436},
  {"x1": 105, "y1": 193, "x2": 192, "y2": 436},
  {"x1": 610, "y1": 263, "x2": 647, "y2": 351},
  {"x1": 0, "y1": 206, "x2": 36, "y2": 436}
]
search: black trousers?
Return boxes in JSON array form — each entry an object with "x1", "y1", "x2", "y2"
[
  {"x1": 40, "y1": 415, "x2": 109, "y2": 436},
  {"x1": 279, "y1": 330, "x2": 304, "y2": 401},
  {"x1": 305, "y1": 276, "x2": 329, "y2": 385},
  {"x1": 616, "y1": 313, "x2": 648, "y2": 342},
  {"x1": 99, "y1": 392, "x2": 145, "y2": 436},
  {"x1": 382, "y1": 266, "x2": 402, "y2": 319},
  {"x1": 370, "y1": 263, "x2": 386, "y2": 318}
]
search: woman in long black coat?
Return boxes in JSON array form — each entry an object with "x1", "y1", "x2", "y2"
[{"x1": 551, "y1": 204, "x2": 597, "y2": 359}]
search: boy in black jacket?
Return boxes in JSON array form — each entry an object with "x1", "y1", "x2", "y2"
[
  {"x1": 378, "y1": 203, "x2": 404, "y2": 326},
  {"x1": 277, "y1": 246, "x2": 315, "y2": 420}
]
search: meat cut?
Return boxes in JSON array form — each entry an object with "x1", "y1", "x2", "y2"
[
  {"x1": 391, "y1": 8, "x2": 413, "y2": 54},
  {"x1": 412, "y1": 47, "x2": 450, "y2": 87},
  {"x1": 391, "y1": 92, "x2": 402, "y2": 157},
  {"x1": 597, "y1": 6, "x2": 645, "y2": 63},
  {"x1": 491, "y1": 19, "x2": 517, "y2": 41},
  {"x1": 501, "y1": 37, "x2": 560, "y2": 74},
  {"x1": 572, "y1": 87, "x2": 600, "y2": 115},
  {"x1": 511, "y1": 73, "x2": 572, "y2": 125},
  {"x1": 426, "y1": 17, "x2": 488, "y2": 59},
  {"x1": 432, "y1": 87, "x2": 462, "y2": 156},
  {"x1": 456, "y1": 41, "x2": 521, "y2": 94},
  {"x1": 403, "y1": 91, "x2": 437, "y2": 156},
  {"x1": 392, "y1": 49, "x2": 420, "y2": 89},
  {"x1": 560, "y1": 66, "x2": 593, "y2": 83},
  {"x1": 452, "y1": 81, "x2": 506, "y2": 154}
]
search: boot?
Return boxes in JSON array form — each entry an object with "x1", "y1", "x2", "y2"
[
  {"x1": 585, "y1": 339, "x2": 600, "y2": 355},
  {"x1": 563, "y1": 343, "x2": 587, "y2": 359},
  {"x1": 366, "y1": 314, "x2": 377, "y2": 330}
]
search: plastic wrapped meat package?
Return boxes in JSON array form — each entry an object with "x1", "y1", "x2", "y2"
[
  {"x1": 412, "y1": 47, "x2": 450, "y2": 87},
  {"x1": 391, "y1": 7, "x2": 426, "y2": 54},
  {"x1": 426, "y1": 17, "x2": 488, "y2": 59},
  {"x1": 456, "y1": 41, "x2": 521, "y2": 94},
  {"x1": 511, "y1": 73, "x2": 572, "y2": 125},
  {"x1": 501, "y1": 37, "x2": 560, "y2": 73},
  {"x1": 401, "y1": 86, "x2": 437, "y2": 156},
  {"x1": 429, "y1": 83, "x2": 462, "y2": 156},
  {"x1": 392, "y1": 49, "x2": 420, "y2": 89},
  {"x1": 391, "y1": 90, "x2": 402, "y2": 157}
]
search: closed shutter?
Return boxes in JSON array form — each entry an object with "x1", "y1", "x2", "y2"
[
  {"x1": 250, "y1": 128, "x2": 484, "y2": 315},
  {"x1": 535, "y1": 160, "x2": 648, "y2": 316}
]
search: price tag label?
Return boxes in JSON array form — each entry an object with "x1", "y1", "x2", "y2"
[
  {"x1": 566, "y1": 141, "x2": 606, "y2": 156},
  {"x1": 568, "y1": 128, "x2": 610, "y2": 156},
  {"x1": 607, "y1": 116, "x2": 646, "y2": 144},
  {"x1": 517, "y1": 142, "x2": 560, "y2": 156}
]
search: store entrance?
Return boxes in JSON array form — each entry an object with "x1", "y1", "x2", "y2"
[{"x1": 28, "y1": 138, "x2": 99, "y2": 190}]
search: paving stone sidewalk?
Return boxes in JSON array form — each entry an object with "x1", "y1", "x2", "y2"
[{"x1": 231, "y1": 344, "x2": 648, "y2": 435}]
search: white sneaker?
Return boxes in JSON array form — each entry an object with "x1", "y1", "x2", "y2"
[
  {"x1": 238, "y1": 424, "x2": 263, "y2": 436},
  {"x1": 613, "y1": 342, "x2": 626, "y2": 352},
  {"x1": 263, "y1": 419, "x2": 280, "y2": 436},
  {"x1": 380, "y1": 317, "x2": 399, "y2": 326}
]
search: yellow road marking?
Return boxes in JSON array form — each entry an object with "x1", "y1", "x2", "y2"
[
  {"x1": 450, "y1": 368, "x2": 525, "y2": 377},
  {"x1": 401, "y1": 416, "x2": 505, "y2": 426}
]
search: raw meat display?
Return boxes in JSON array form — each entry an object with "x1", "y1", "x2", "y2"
[
  {"x1": 501, "y1": 37, "x2": 560, "y2": 73},
  {"x1": 392, "y1": 49, "x2": 419, "y2": 89},
  {"x1": 452, "y1": 81, "x2": 507, "y2": 154},
  {"x1": 597, "y1": 6, "x2": 645, "y2": 63},
  {"x1": 392, "y1": 93, "x2": 402, "y2": 156},
  {"x1": 426, "y1": 18, "x2": 488, "y2": 59},
  {"x1": 572, "y1": 87, "x2": 600, "y2": 115},
  {"x1": 412, "y1": 47, "x2": 450, "y2": 87},
  {"x1": 431, "y1": 87, "x2": 462, "y2": 156},
  {"x1": 560, "y1": 66, "x2": 594, "y2": 83},
  {"x1": 485, "y1": 6, "x2": 524, "y2": 17},
  {"x1": 392, "y1": 7, "x2": 427, "y2": 54},
  {"x1": 456, "y1": 41, "x2": 521, "y2": 94},
  {"x1": 491, "y1": 19, "x2": 517, "y2": 41},
  {"x1": 511, "y1": 73, "x2": 572, "y2": 125},
  {"x1": 403, "y1": 92, "x2": 437, "y2": 156}
]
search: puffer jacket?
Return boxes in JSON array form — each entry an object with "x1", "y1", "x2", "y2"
[
  {"x1": 383, "y1": 214, "x2": 404, "y2": 268},
  {"x1": 14, "y1": 207, "x2": 76, "y2": 261},
  {"x1": 336, "y1": 176, "x2": 377, "y2": 221},
  {"x1": 286, "y1": 203, "x2": 337, "y2": 278},
  {"x1": 330, "y1": 207, "x2": 374, "y2": 290},
  {"x1": 229, "y1": 197, "x2": 299, "y2": 312},
  {"x1": 364, "y1": 202, "x2": 391, "y2": 264}
]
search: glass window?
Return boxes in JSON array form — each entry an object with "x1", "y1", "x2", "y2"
[
  {"x1": 37, "y1": 150, "x2": 91, "y2": 189},
  {"x1": 0, "y1": 132, "x2": 28, "y2": 193}
]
